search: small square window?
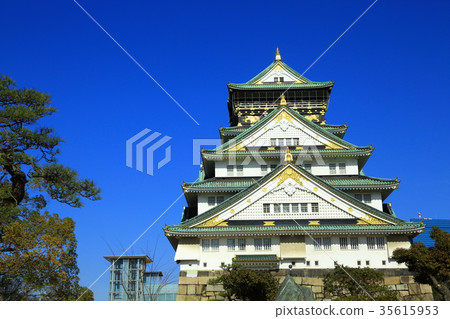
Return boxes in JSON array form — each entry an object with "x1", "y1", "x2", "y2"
[
  {"x1": 270, "y1": 138, "x2": 276, "y2": 147},
  {"x1": 254, "y1": 238, "x2": 262, "y2": 251},
  {"x1": 270, "y1": 164, "x2": 277, "y2": 170},
  {"x1": 263, "y1": 204, "x2": 271, "y2": 213},
  {"x1": 238, "y1": 239, "x2": 246, "y2": 251},
  {"x1": 261, "y1": 165, "x2": 268, "y2": 173},
  {"x1": 291, "y1": 261, "x2": 296, "y2": 266},
  {"x1": 315, "y1": 261, "x2": 319, "y2": 266},
  {"x1": 357, "y1": 260, "x2": 361, "y2": 266},
  {"x1": 236, "y1": 165, "x2": 244, "y2": 176},
  {"x1": 303, "y1": 163, "x2": 312, "y2": 172},
  {"x1": 211, "y1": 239, "x2": 219, "y2": 251},
  {"x1": 203, "y1": 262, "x2": 207, "y2": 267},
  {"x1": 208, "y1": 197, "x2": 215, "y2": 206},
  {"x1": 301, "y1": 203, "x2": 308, "y2": 213},
  {"x1": 282, "y1": 203, "x2": 290, "y2": 213},
  {"x1": 311, "y1": 203, "x2": 319, "y2": 213},
  {"x1": 273, "y1": 204, "x2": 281, "y2": 213},
  {"x1": 227, "y1": 165, "x2": 234, "y2": 176},
  {"x1": 339, "y1": 163, "x2": 346, "y2": 174},
  {"x1": 329, "y1": 163, "x2": 336, "y2": 174},
  {"x1": 306, "y1": 261, "x2": 310, "y2": 266},
  {"x1": 293, "y1": 138, "x2": 299, "y2": 146},
  {"x1": 227, "y1": 239, "x2": 235, "y2": 251},
  {"x1": 291, "y1": 203, "x2": 299, "y2": 213},
  {"x1": 382, "y1": 260, "x2": 386, "y2": 266},
  {"x1": 366, "y1": 260, "x2": 370, "y2": 266},
  {"x1": 274, "y1": 77, "x2": 278, "y2": 82},
  {"x1": 220, "y1": 262, "x2": 225, "y2": 267},
  {"x1": 279, "y1": 77, "x2": 284, "y2": 82}
]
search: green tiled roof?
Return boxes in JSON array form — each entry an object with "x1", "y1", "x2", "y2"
[
  {"x1": 228, "y1": 83, "x2": 333, "y2": 90},
  {"x1": 202, "y1": 148, "x2": 373, "y2": 159},
  {"x1": 220, "y1": 123, "x2": 347, "y2": 136},
  {"x1": 212, "y1": 106, "x2": 368, "y2": 153},
  {"x1": 183, "y1": 175, "x2": 398, "y2": 192},
  {"x1": 234, "y1": 254, "x2": 279, "y2": 262},
  {"x1": 172, "y1": 164, "x2": 407, "y2": 230},
  {"x1": 166, "y1": 223, "x2": 424, "y2": 234},
  {"x1": 228, "y1": 60, "x2": 333, "y2": 90}
]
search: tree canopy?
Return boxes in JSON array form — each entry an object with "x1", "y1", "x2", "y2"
[
  {"x1": 323, "y1": 266, "x2": 398, "y2": 301},
  {"x1": 209, "y1": 264, "x2": 279, "y2": 301},
  {"x1": 392, "y1": 226, "x2": 450, "y2": 301},
  {"x1": 0, "y1": 75, "x2": 100, "y2": 300}
]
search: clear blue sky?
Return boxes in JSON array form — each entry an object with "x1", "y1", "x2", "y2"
[{"x1": 1, "y1": 0, "x2": 449, "y2": 300}]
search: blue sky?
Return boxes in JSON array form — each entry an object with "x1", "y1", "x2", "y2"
[{"x1": 1, "y1": 0, "x2": 449, "y2": 300}]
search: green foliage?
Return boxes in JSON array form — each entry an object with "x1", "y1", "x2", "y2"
[
  {"x1": 392, "y1": 227, "x2": 450, "y2": 300},
  {"x1": 323, "y1": 266, "x2": 398, "y2": 301},
  {"x1": 0, "y1": 75, "x2": 100, "y2": 300},
  {"x1": 209, "y1": 264, "x2": 279, "y2": 301}
]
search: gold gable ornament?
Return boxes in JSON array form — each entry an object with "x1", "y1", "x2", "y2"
[
  {"x1": 280, "y1": 94, "x2": 287, "y2": 105},
  {"x1": 284, "y1": 147, "x2": 293, "y2": 163}
]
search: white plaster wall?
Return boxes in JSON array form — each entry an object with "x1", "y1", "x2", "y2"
[
  {"x1": 193, "y1": 237, "x2": 281, "y2": 271},
  {"x1": 215, "y1": 158, "x2": 360, "y2": 178},
  {"x1": 345, "y1": 191, "x2": 383, "y2": 211},
  {"x1": 177, "y1": 235, "x2": 409, "y2": 272},
  {"x1": 198, "y1": 194, "x2": 232, "y2": 214}
]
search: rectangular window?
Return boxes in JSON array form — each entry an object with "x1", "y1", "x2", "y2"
[
  {"x1": 283, "y1": 203, "x2": 290, "y2": 213},
  {"x1": 261, "y1": 165, "x2": 268, "y2": 174},
  {"x1": 278, "y1": 138, "x2": 285, "y2": 147},
  {"x1": 293, "y1": 138, "x2": 299, "y2": 146},
  {"x1": 216, "y1": 196, "x2": 224, "y2": 204},
  {"x1": 202, "y1": 239, "x2": 210, "y2": 251},
  {"x1": 339, "y1": 237, "x2": 348, "y2": 250},
  {"x1": 301, "y1": 203, "x2": 308, "y2": 213},
  {"x1": 303, "y1": 163, "x2": 312, "y2": 173},
  {"x1": 263, "y1": 238, "x2": 271, "y2": 250},
  {"x1": 227, "y1": 165, "x2": 234, "y2": 176},
  {"x1": 115, "y1": 260, "x2": 123, "y2": 269},
  {"x1": 270, "y1": 138, "x2": 276, "y2": 147},
  {"x1": 382, "y1": 260, "x2": 386, "y2": 266},
  {"x1": 211, "y1": 239, "x2": 219, "y2": 251},
  {"x1": 279, "y1": 77, "x2": 284, "y2": 82},
  {"x1": 236, "y1": 165, "x2": 243, "y2": 176},
  {"x1": 227, "y1": 239, "x2": 235, "y2": 251},
  {"x1": 323, "y1": 237, "x2": 331, "y2": 250},
  {"x1": 208, "y1": 196, "x2": 215, "y2": 206},
  {"x1": 128, "y1": 281, "x2": 136, "y2": 292},
  {"x1": 254, "y1": 238, "x2": 262, "y2": 251},
  {"x1": 376, "y1": 237, "x2": 385, "y2": 249},
  {"x1": 357, "y1": 260, "x2": 361, "y2": 266},
  {"x1": 238, "y1": 238, "x2": 246, "y2": 251},
  {"x1": 329, "y1": 163, "x2": 336, "y2": 174},
  {"x1": 366, "y1": 260, "x2": 370, "y2": 266},
  {"x1": 273, "y1": 204, "x2": 281, "y2": 213},
  {"x1": 306, "y1": 261, "x2": 310, "y2": 266},
  {"x1": 203, "y1": 262, "x2": 207, "y2": 267},
  {"x1": 355, "y1": 194, "x2": 372, "y2": 203},
  {"x1": 274, "y1": 77, "x2": 278, "y2": 82},
  {"x1": 367, "y1": 237, "x2": 376, "y2": 250},
  {"x1": 313, "y1": 238, "x2": 322, "y2": 250},
  {"x1": 363, "y1": 194, "x2": 372, "y2": 203},
  {"x1": 270, "y1": 164, "x2": 277, "y2": 170},
  {"x1": 339, "y1": 163, "x2": 346, "y2": 174},
  {"x1": 315, "y1": 261, "x2": 319, "y2": 266},
  {"x1": 114, "y1": 270, "x2": 122, "y2": 281},
  {"x1": 263, "y1": 204, "x2": 271, "y2": 213},
  {"x1": 311, "y1": 203, "x2": 319, "y2": 213},
  {"x1": 285, "y1": 138, "x2": 292, "y2": 146},
  {"x1": 350, "y1": 237, "x2": 359, "y2": 250},
  {"x1": 291, "y1": 203, "x2": 299, "y2": 213}
]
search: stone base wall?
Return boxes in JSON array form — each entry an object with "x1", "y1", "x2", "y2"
[{"x1": 176, "y1": 269, "x2": 434, "y2": 301}]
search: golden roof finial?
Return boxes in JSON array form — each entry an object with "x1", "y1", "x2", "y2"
[
  {"x1": 275, "y1": 47, "x2": 282, "y2": 61},
  {"x1": 285, "y1": 146, "x2": 293, "y2": 163},
  {"x1": 280, "y1": 93, "x2": 287, "y2": 105}
]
